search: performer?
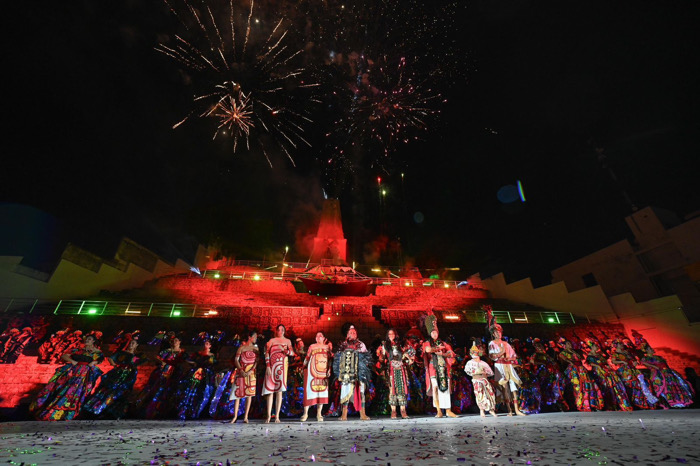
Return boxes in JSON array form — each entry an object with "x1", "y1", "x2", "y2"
[
  {"x1": 557, "y1": 337, "x2": 603, "y2": 412},
  {"x1": 333, "y1": 323, "x2": 372, "y2": 421},
  {"x1": 301, "y1": 331, "x2": 333, "y2": 422},
  {"x1": 640, "y1": 342, "x2": 694, "y2": 408},
  {"x1": 83, "y1": 334, "x2": 144, "y2": 418},
  {"x1": 422, "y1": 315, "x2": 458, "y2": 418},
  {"x1": 262, "y1": 324, "x2": 294, "y2": 423},
  {"x1": 378, "y1": 328, "x2": 414, "y2": 419},
  {"x1": 484, "y1": 306, "x2": 525, "y2": 416},
  {"x1": 134, "y1": 335, "x2": 188, "y2": 419},
  {"x1": 229, "y1": 330, "x2": 259, "y2": 423},
  {"x1": 174, "y1": 339, "x2": 217, "y2": 420},
  {"x1": 285, "y1": 338, "x2": 306, "y2": 417},
  {"x1": 0, "y1": 327, "x2": 33, "y2": 364},
  {"x1": 464, "y1": 341, "x2": 498, "y2": 418},
  {"x1": 530, "y1": 339, "x2": 568, "y2": 411},
  {"x1": 610, "y1": 340, "x2": 657, "y2": 409},
  {"x1": 450, "y1": 348, "x2": 475, "y2": 415},
  {"x1": 584, "y1": 339, "x2": 632, "y2": 411},
  {"x1": 31, "y1": 333, "x2": 105, "y2": 421},
  {"x1": 37, "y1": 329, "x2": 67, "y2": 364}
]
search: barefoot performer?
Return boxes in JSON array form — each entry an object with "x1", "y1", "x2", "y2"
[
  {"x1": 262, "y1": 324, "x2": 294, "y2": 423},
  {"x1": 229, "y1": 330, "x2": 259, "y2": 424},
  {"x1": 484, "y1": 306, "x2": 526, "y2": 416},
  {"x1": 301, "y1": 332, "x2": 333, "y2": 422}
]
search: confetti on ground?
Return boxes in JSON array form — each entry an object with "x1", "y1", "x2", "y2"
[{"x1": 0, "y1": 410, "x2": 698, "y2": 465}]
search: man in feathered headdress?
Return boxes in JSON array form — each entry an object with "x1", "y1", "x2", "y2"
[
  {"x1": 422, "y1": 314, "x2": 458, "y2": 418},
  {"x1": 333, "y1": 322, "x2": 372, "y2": 420},
  {"x1": 484, "y1": 305, "x2": 525, "y2": 416}
]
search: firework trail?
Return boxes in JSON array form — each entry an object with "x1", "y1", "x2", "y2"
[
  {"x1": 299, "y1": 0, "x2": 462, "y2": 191},
  {"x1": 157, "y1": 0, "x2": 319, "y2": 166}
]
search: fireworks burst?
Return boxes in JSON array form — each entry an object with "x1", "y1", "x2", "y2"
[
  {"x1": 333, "y1": 54, "x2": 443, "y2": 157},
  {"x1": 303, "y1": 0, "x2": 462, "y2": 191},
  {"x1": 157, "y1": 0, "x2": 318, "y2": 166}
]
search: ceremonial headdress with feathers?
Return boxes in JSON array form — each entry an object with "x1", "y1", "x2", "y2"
[
  {"x1": 420, "y1": 313, "x2": 438, "y2": 337},
  {"x1": 483, "y1": 305, "x2": 502, "y2": 336}
]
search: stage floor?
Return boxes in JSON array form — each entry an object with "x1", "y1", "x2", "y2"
[{"x1": 1, "y1": 410, "x2": 698, "y2": 465}]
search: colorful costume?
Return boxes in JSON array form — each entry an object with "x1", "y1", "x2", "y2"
[
  {"x1": 516, "y1": 364, "x2": 542, "y2": 414},
  {"x1": 230, "y1": 347, "x2": 259, "y2": 400},
  {"x1": 31, "y1": 347, "x2": 104, "y2": 420},
  {"x1": 488, "y1": 339, "x2": 522, "y2": 392},
  {"x1": 642, "y1": 353, "x2": 694, "y2": 408},
  {"x1": 303, "y1": 344, "x2": 332, "y2": 406},
  {"x1": 285, "y1": 348, "x2": 306, "y2": 416},
  {"x1": 531, "y1": 350, "x2": 567, "y2": 409},
  {"x1": 586, "y1": 352, "x2": 632, "y2": 411},
  {"x1": 262, "y1": 341, "x2": 292, "y2": 396},
  {"x1": 379, "y1": 341, "x2": 413, "y2": 408},
  {"x1": 558, "y1": 346, "x2": 603, "y2": 412},
  {"x1": 464, "y1": 359, "x2": 496, "y2": 412},
  {"x1": 83, "y1": 350, "x2": 144, "y2": 418},
  {"x1": 333, "y1": 339, "x2": 372, "y2": 409},
  {"x1": 173, "y1": 351, "x2": 217, "y2": 420},
  {"x1": 134, "y1": 347, "x2": 187, "y2": 419},
  {"x1": 422, "y1": 339, "x2": 455, "y2": 410},
  {"x1": 450, "y1": 355, "x2": 474, "y2": 414},
  {"x1": 612, "y1": 348, "x2": 657, "y2": 409}
]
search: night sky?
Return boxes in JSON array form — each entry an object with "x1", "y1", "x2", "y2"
[{"x1": 4, "y1": 1, "x2": 699, "y2": 283}]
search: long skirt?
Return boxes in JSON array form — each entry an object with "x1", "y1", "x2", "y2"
[
  {"x1": 616, "y1": 366, "x2": 657, "y2": 409},
  {"x1": 590, "y1": 366, "x2": 632, "y2": 411},
  {"x1": 31, "y1": 364, "x2": 103, "y2": 421},
  {"x1": 564, "y1": 364, "x2": 604, "y2": 412},
  {"x1": 173, "y1": 367, "x2": 216, "y2": 420},
  {"x1": 83, "y1": 366, "x2": 136, "y2": 418},
  {"x1": 649, "y1": 367, "x2": 694, "y2": 408}
]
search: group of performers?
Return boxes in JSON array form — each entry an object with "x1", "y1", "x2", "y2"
[{"x1": 27, "y1": 307, "x2": 695, "y2": 422}]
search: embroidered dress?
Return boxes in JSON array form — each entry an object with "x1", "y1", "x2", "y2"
[
  {"x1": 450, "y1": 354, "x2": 474, "y2": 414},
  {"x1": 613, "y1": 349, "x2": 657, "y2": 409},
  {"x1": 174, "y1": 351, "x2": 217, "y2": 420},
  {"x1": 134, "y1": 347, "x2": 187, "y2": 419},
  {"x1": 558, "y1": 348, "x2": 603, "y2": 412},
  {"x1": 464, "y1": 359, "x2": 496, "y2": 412},
  {"x1": 422, "y1": 340, "x2": 454, "y2": 410},
  {"x1": 586, "y1": 354, "x2": 632, "y2": 411},
  {"x1": 532, "y1": 352, "x2": 567, "y2": 408},
  {"x1": 516, "y1": 365, "x2": 542, "y2": 414},
  {"x1": 642, "y1": 354, "x2": 694, "y2": 408},
  {"x1": 303, "y1": 344, "x2": 332, "y2": 406},
  {"x1": 210, "y1": 347, "x2": 258, "y2": 420},
  {"x1": 83, "y1": 351, "x2": 143, "y2": 418},
  {"x1": 380, "y1": 342, "x2": 413, "y2": 408},
  {"x1": 31, "y1": 347, "x2": 105, "y2": 421}
]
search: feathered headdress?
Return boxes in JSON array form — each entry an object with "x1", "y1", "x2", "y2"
[
  {"x1": 482, "y1": 305, "x2": 502, "y2": 336},
  {"x1": 424, "y1": 314, "x2": 438, "y2": 336}
]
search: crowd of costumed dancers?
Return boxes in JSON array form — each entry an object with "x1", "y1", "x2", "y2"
[{"x1": 9, "y1": 306, "x2": 696, "y2": 421}]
